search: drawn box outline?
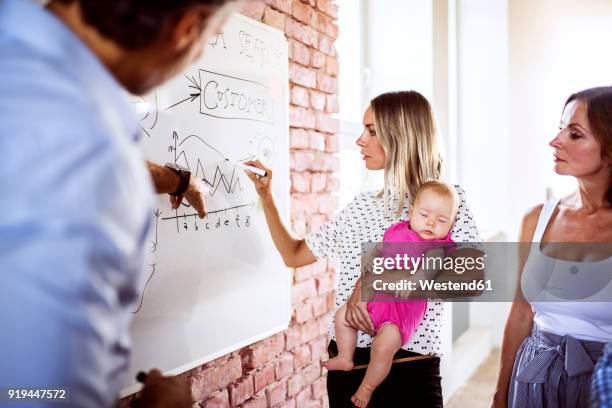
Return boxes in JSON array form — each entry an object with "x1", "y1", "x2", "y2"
[{"x1": 198, "y1": 69, "x2": 274, "y2": 124}]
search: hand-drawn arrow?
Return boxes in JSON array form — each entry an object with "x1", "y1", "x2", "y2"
[{"x1": 164, "y1": 74, "x2": 202, "y2": 111}]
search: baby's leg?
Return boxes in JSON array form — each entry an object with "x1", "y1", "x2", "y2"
[
  {"x1": 351, "y1": 323, "x2": 402, "y2": 408},
  {"x1": 322, "y1": 304, "x2": 356, "y2": 371}
]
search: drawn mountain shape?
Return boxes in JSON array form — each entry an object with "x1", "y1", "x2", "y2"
[
  {"x1": 195, "y1": 158, "x2": 207, "y2": 179},
  {"x1": 205, "y1": 166, "x2": 242, "y2": 195},
  {"x1": 173, "y1": 133, "x2": 243, "y2": 195},
  {"x1": 175, "y1": 150, "x2": 190, "y2": 170}
]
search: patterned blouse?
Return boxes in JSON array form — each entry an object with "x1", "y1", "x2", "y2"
[{"x1": 306, "y1": 185, "x2": 481, "y2": 356}]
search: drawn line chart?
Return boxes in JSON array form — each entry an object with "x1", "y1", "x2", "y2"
[
  {"x1": 169, "y1": 131, "x2": 247, "y2": 197},
  {"x1": 162, "y1": 202, "x2": 255, "y2": 221}
]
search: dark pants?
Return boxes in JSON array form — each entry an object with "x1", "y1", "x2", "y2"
[{"x1": 326, "y1": 340, "x2": 443, "y2": 407}]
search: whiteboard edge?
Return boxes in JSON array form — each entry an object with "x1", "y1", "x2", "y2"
[
  {"x1": 232, "y1": 12, "x2": 287, "y2": 39},
  {"x1": 120, "y1": 320, "x2": 290, "y2": 398}
]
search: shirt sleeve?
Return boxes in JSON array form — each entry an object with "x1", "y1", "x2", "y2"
[
  {"x1": 451, "y1": 185, "x2": 483, "y2": 245},
  {"x1": 0, "y1": 121, "x2": 151, "y2": 407},
  {"x1": 305, "y1": 197, "x2": 355, "y2": 259}
]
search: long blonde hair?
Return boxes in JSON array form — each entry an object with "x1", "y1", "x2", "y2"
[{"x1": 370, "y1": 91, "x2": 442, "y2": 216}]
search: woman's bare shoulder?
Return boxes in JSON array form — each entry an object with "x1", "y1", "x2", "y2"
[{"x1": 520, "y1": 204, "x2": 545, "y2": 242}]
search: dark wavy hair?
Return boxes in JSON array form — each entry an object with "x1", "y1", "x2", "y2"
[
  {"x1": 565, "y1": 86, "x2": 612, "y2": 204},
  {"x1": 53, "y1": 0, "x2": 234, "y2": 49}
]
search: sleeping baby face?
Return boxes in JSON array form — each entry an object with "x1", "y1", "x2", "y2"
[{"x1": 409, "y1": 189, "x2": 457, "y2": 240}]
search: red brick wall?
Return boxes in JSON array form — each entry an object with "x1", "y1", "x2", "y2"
[
  {"x1": 195, "y1": 1, "x2": 340, "y2": 406},
  {"x1": 124, "y1": 1, "x2": 340, "y2": 407}
]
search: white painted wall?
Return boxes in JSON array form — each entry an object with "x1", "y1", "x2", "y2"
[
  {"x1": 337, "y1": 0, "x2": 368, "y2": 208},
  {"x1": 364, "y1": 0, "x2": 434, "y2": 101},
  {"x1": 337, "y1": 0, "x2": 365, "y2": 123},
  {"x1": 508, "y1": 0, "x2": 612, "y2": 238},
  {"x1": 454, "y1": 0, "x2": 511, "y2": 355},
  {"x1": 337, "y1": 0, "x2": 436, "y2": 209},
  {"x1": 456, "y1": 0, "x2": 510, "y2": 237}
]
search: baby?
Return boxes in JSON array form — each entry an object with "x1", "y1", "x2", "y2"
[{"x1": 322, "y1": 181, "x2": 459, "y2": 407}]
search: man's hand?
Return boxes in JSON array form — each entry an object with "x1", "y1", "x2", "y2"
[
  {"x1": 131, "y1": 369, "x2": 191, "y2": 408},
  {"x1": 171, "y1": 175, "x2": 206, "y2": 219},
  {"x1": 146, "y1": 161, "x2": 207, "y2": 218}
]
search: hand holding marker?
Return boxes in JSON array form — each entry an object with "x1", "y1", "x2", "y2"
[
  {"x1": 205, "y1": 159, "x2": 267, "y2": 199},
  {"x1": 225, "y1": 159, "x2": 267, "y2": 177},
  {"x1": 241, "y1": 159, "x2": 273, "y2": 202}
]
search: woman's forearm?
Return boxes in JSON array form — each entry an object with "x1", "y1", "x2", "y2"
[
  {"x1": 261, "y1": 195, "x2": 316, "y2": 268},
  {"x1": 494, "y1": 301, "x2": 534, "y2": 404},
  {"x1": 241, "y1": 159, "x2": 316, "y2": 268}
]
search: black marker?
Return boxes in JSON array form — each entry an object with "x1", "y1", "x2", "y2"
[{"x1": 136, "y1": 371, "x2": 148, "y2": 383}]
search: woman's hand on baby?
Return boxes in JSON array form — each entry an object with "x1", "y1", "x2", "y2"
[
  {"x1": 394, "y1": 288, "x2": 412, "y2": 299},
  {"x1": 346, "y1": 279, "x2": 375, "y2": 336},
  {"x1": 425, "y1": 248, "x2": 445, "y2": 259},
  {"x1": 243, "y1": 160, "x2": 273, "y2": 203},
  {"x1": 361, "y1": 243, "x2": 383, "y2": 275}
]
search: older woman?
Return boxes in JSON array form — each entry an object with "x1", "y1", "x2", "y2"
[
  {"x1": 494, "y1": 86, "x2": 612, "y2": 408},
  {"x1": 246, "y1": 91, "x2": 480, "y2": 407}
]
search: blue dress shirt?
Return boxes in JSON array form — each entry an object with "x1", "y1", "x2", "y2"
[
  {"x1": 593, "y1": 343, "x2": 612, "y2": 408},
  {"x1": 0, "y1": 1, "x2": 154, "y2": 406}
]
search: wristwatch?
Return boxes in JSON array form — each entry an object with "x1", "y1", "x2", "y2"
[{"x1": 164, "y1": 163, "x2": 191, "y2": 196}]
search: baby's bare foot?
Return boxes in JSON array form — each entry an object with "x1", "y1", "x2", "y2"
[
  {"x1": 321, "y1": 356, "x2": 354, "y2": 371},
  {"x1": 351, "y1": 384, "x2": 374, "y2": 408}
]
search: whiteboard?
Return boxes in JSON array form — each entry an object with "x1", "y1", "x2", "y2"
[{"x1": 123, "y1": 14, "x2": 290, "y2": 395}]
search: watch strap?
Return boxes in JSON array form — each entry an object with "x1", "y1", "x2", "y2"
[{"x1": 165, "y1": 163, "x2": 191, "y2": 196}]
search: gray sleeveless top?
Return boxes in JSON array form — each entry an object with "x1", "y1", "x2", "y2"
[{"x1": 521, "y1": 198, "x2": 612, "y2": 342}]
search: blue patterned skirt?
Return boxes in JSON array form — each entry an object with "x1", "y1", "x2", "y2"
[{"x1": 508, "y1": 325, "x2": 606, "y2": 408}]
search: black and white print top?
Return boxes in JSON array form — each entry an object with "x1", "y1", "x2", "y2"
[{"x1": 305, "y1": 185, "x2": 481, "y2": 356}]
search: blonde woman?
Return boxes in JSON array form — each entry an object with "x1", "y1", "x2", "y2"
[{"x1": 245, "y1": 91, "x2": 481, "y2": 407}]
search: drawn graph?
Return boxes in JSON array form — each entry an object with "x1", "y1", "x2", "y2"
[
  {"x1": 166, "y1": 130, "x2": 257, "y2": 232},
  {"x1": 132, "y1": 126, "x2": 275, "y2": 314},
  {"x1": 132, "y1": 131, "x2": 260, "y2": 314},
  {"x1": 169, "y1": 131, "x2": 246, "y2": 196}
]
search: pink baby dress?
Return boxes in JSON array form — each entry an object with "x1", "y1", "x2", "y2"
[{"x1": 367, "y1": 221, "x2": 454, "y2": 344}]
